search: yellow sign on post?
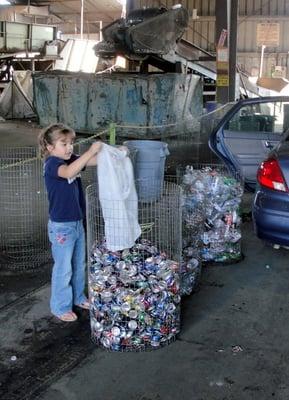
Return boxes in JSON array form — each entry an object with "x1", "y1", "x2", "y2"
[{"x1": 217, "y1": 75, "x2": 230, "y2": 87}]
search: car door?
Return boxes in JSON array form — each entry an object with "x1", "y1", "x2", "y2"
[{"x1": 209, "y1": 96, "x2": 289, "y2": 190}]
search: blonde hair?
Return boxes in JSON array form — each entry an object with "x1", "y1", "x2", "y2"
[{"x1": 38, "y1": 123, "x2": 75, "y2": 158}]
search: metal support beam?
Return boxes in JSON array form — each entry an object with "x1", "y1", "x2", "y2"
[
  {"x1": 126, "y1": 0, "x2": 135, "y2": 13},
  {"x1": 229, "y1": 0, "x2": 238, "y2": 101},
  {"x1": 215, "y1": 0, "x2": 228, "y2": 104},
  {"x1": 215, "y1": 0, "x2": 239, "y2": 103},
  {"x1": 126, "y1": 0, "x2": 137, "y2": 71}
]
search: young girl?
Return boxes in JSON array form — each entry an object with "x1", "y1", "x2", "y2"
[{"x1": 38, "y1": 123, "x2": 102, "y2": 322}]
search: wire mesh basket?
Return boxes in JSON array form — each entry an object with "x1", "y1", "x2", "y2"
[
  {"x1": 86, "y1": 180, "x2": 182, "y2": 351},
  {"x1": 0, "y1": 147, "x2": 51, "y2": 271},
  {"x1": 0, "y1": 138, "x2": 101, "y2": 273},
  {"x1": 176, "y1": 163, "x2": 244, "y2": 266},
  {"x1": 165, "y1": 173, "x2": 204, "y2": 296}
]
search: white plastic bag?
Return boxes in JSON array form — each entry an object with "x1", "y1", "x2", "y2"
[{"x1": 97, "y1": 144, "x2": 141, "y2": 251}]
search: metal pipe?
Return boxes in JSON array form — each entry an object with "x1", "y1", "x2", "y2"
[
  {"x1": 259, "y1": 44, "x2": 266, "y2": 78},
  {"x1": 80, "y1": 0, "x2": 84, "y2": 39}
]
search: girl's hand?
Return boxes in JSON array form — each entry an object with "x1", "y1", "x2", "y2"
[
  {"x1": 89, "y1": 141, "x2": 102, "y2": 156},
  {"x1": 85, "y1": 141, "x2": 102, "y2": 166}
]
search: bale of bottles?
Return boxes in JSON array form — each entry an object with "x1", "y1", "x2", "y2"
[
  {"x1": 180, "y1": 165, "x2": 243, "y2": 265},
  {"x1": 179, "y1": 171, "x2": 206, "y2": 295},
  {"x1": 86, "y1": 181, "x2": 182, "y2": 351}
]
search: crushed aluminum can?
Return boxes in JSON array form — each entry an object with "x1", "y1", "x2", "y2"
[{"x1": 89, "y1": 239, "x2": 180, "y2": 351}]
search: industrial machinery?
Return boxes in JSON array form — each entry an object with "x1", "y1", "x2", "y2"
[{"x1": 94, "y1": 4, "x2": 189, "y2": 60}]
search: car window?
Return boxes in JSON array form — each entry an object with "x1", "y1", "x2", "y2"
[{"x1": 224, "y1": 101, "x2": 289, "y2": 136}]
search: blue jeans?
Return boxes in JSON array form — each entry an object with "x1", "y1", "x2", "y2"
[{"x1": 48, "y1": 220, "x2": 87, "y2": 316}]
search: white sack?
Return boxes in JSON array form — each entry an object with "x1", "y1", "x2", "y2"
[{"x1": 97, "y1": 144, "x2": 141, "y2": 251}]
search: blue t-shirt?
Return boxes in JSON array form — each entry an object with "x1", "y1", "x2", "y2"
[{"x1": 44, "y1": 154, "x2": 86, "y2": 222}]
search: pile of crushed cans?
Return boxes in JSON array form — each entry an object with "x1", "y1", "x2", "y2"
[
  {"x1": 89, "y1": 239, "x2": 180, "y2": 351},
  {"x1": 181, "y1": 166, "x2": 243, "y2": 266}
]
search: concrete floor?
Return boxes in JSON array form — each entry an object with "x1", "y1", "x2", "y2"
[
  {"x1": 0, "y1": 119, "x2": 41, "y2": 147},
  {"x1": 0, "y1": 120, "x2": 288, "y2": 400}
]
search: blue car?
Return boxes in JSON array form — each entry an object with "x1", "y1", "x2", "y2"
[{"x1": 209, "y1": 96, "x2": 289, "y2": 247}]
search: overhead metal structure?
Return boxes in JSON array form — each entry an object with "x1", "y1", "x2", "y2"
[{"x1": 1, "y1": 0, "x2": 122, "y2": 31}]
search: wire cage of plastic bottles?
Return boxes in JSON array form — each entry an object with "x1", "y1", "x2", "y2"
[
  {"x1": 175, "y1": 163, "x2": 244, "y2": 266},
  {"x1": 86, "y1": 180, "x2": 182, "y2": 351},
  {"x1": 165, "y1": 173, "x2": 205, "y2": 296}
]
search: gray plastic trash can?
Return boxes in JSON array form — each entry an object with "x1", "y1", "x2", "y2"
[{"x1": 124, "y1": 140, "x2": 170, "y2": 202}]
